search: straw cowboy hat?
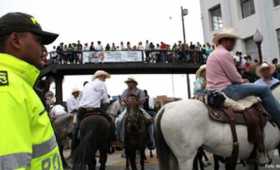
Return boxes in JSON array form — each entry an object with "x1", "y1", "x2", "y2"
[
  {"x1": 93, "y1": 70, "x2": 111, "y2": 79},
  {"x1": 256, "y1": 62, "x2": 276, "y2": 77},
  {"x1": 196, "y1": 65, "x2": 206, "y2": 78},
  {"x1": 212, "y1": 28, "x2": 240, "y2": 45},
  {"x1": 125, "y1": 78, "x2": 138, "y2": 85}
]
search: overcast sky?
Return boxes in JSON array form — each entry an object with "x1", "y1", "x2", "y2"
[{"x1": 1, "y1": 0, "x2": 203, "y2": 100}]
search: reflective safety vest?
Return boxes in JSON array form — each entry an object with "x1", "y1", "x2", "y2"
[{"x1": 0, "y1": 53, "x2": 63, "y2": 170}]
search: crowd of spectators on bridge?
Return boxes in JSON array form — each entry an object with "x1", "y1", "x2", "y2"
[
  {"x1": 47, "y1": 40, "x2": 280, "y2": 82},
  {"x1": 48, "y1": 40, "x2": 214, "y2": 65}
]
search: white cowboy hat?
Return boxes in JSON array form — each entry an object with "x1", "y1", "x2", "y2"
[
  {"x1": 71, "y1": 88, "x2": 80, "y2": 94},
  {"x1": 125, "y1": 77, "x2": 138, "y2": 85},
  {"x1": 256, "y1": 62, "x2": 276, "y2": 77},
  {"x1": 212, "y1": 28, "x2": 240, "y2": 45},
  {"x1": 50, "y1": 105, "x2": 67, "y2": 118},
  {"x1": 196, "y1": 65, "x2": 206, "y2": 78},
  {"x1": 93, "y1": 70, "x2": 111, "y2": 79}
]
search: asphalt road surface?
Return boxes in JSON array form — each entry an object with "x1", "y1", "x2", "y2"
[{"x1": 65, "y1": 150, "x2": 280, "y2": 170}]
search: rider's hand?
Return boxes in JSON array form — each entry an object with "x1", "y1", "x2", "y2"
[{"x1": 241, "y1": 79, "x2": 250, "y2": 84}]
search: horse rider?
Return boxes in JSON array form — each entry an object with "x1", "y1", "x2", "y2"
[
  {"x1": 67, "y1": 88, "x2": 81, "y2": 115},
  {"x1": 116, "y1": 78, "x2": 154, "y2": 148},
  {"x1": 71, "y1": 70, "x2": 115, "y2": 151},
  {"x1": 254, "y1": 62, "x2": 279, "y2": 88},
  {"x1": 194, "y1": 64, "x2": 207, "y2": 95},
  {"x1": 0, "y1": 12, "x2": 63, "y2": 169},
  {"x1": 206, "y1": 28, "x2": 280, "y2": 126}
]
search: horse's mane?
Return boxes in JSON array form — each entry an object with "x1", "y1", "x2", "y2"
[{"x1": 271, "y1": 82, "x2": 280, "y2": 90}]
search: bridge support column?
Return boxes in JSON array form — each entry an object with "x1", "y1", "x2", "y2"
[
  {"x1": 55, "y1": 74, "x2": 64, "y2": 104},
  {"x1": 186, "y1": 74, "x2": 191, "y2": 98}
]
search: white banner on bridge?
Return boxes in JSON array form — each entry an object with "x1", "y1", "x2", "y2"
[{"x1": 83, "y1": 51, "x2": 143, "y2": 63}]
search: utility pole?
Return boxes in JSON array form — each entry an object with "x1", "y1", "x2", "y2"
[{"x1": 181, "y1": 6, "x2": 191, "y2": 98}]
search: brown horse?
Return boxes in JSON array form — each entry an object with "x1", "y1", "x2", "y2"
[
  {"x1": 124, "y1": 95, "x2": 150, "y2": 170},
  {"x1": 72, "y1": 114, "x2": 112, "y2": 170}
]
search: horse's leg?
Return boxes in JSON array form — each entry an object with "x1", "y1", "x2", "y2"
[
  {"x1": 175, "y1": 144, "x2": 198, "y2": 170},
  {"x1": 140, "y1": 149, "x2": 145, "y2": 170},
  {"x1": 213, "y1": 155, "x2": 221, "y2": 170},
  {"x1": 87, "y1": 150, "x2": 97, "y2": 170},
  {"x1": 143, "y1": 149, "x2": 147, "y2": 160},
  {"x1": 88, "y1": 157, "x2": 96, "y2": 170},
  {"x1": 56, "y1": 133, "x2": 69, "y2": 168},
  {"x1": 225, "y1": 158, "x2": 237, "y2": 170},
  {"x1": 129, "y1": 150, "x2": 137, "y2": 170},
  {"x1": 192, "y1": 153, "x2": 199, "y2": 170},
  {"x1": 178, "y1": 157, "x2": 196, "y2": 170},
  {"x1": 198, "y1": 152, "x2": 205, "y2": 170},
  {"x1": 126, "y1": 157, "x2": 130, "y2": 170},
  {"x1": 99, "y1": 149, "x2": 108, "y2": 170},
  {"x1": 149, "y1": 149, "x2": 153, "y2": 158},
  {"x1": 125, "y1": 149, "x2": 130, "y2": 170}
]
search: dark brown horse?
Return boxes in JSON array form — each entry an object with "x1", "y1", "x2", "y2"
[
  {"x1": 72, "y1": 115, "x2": 112, "y2": 170},
  {"x1": 124, "y1": 95, "x2": 150, "y2": 170}
]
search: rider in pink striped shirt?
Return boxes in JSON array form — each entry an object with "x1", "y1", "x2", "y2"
[{"x1": 206, "y1": 28, "x2": 280, "y2": 125}]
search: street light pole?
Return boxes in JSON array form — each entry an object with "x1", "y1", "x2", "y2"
[
  {"x1": 181, "y1": 6, "x2": 187, "y2": 44},
  {"x1": 181, "y1": 6, "x2": 191, "y2": 98},
  {"x1": 256, "y1": 43, "x2": 263, "y2": 64},
  {"x1": 253, "y1": 29, "x2": 264, "y2": 64}
]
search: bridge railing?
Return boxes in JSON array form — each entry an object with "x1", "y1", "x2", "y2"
[{"x1": 48, "y1": 49, "x2": 206, "y2": 65}]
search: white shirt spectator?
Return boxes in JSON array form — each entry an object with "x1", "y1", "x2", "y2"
[
  {"x1": 138, "y1": 45, "x2": 144, "y2": 50},
  {"x1": 83, "y1": 45, "x2": 90, "y2": 51},
  {"x1": 145, "y1": 42, "x2": 150, "y2": 50},
  {"x1": 67, "y1": 95, "x2": 80, "y2": 113},
  {"x1": 96, "y1": 44, "x2": 104, "y2": 51},
  {"x1": 120, "y1": 44, "x2": 126, "y2": 50},
  {"x1": 254, "y1": 78, "x2": 279, "y2": 88},
  {"x1": 79, "y1": 79, "x2": 110, "y2": 108}
]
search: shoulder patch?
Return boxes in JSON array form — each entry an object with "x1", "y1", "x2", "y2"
[{"x1": 0, "y1": 71, "x2": 9, "y2": 86}]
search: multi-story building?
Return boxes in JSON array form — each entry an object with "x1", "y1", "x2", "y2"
[{"x1": 200, "y1": 0, "x2": 280, "y2": 61}]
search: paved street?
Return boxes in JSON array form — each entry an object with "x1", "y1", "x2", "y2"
[{"x1": 65, "y1": 150, "x2": 280, "y2": 170}]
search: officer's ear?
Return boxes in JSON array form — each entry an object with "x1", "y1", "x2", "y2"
[{"x1": 8, "y1": 32, "x2": 27, "y2": 50}]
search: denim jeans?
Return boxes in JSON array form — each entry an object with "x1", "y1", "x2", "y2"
[{"x1": 223, "y1": 83, "x2": 280, "y2": 124}]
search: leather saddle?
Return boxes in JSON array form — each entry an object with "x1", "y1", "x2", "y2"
[
  {"x1": 78, "y1": 107, "x2": 113, "y2": 125},
  {"x1": 194, "y1": 94, "x2": 270, "y2": 154}
]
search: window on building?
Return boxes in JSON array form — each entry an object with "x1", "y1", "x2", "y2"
[
  {"x1": 209, "y1": 5, "x2": 223, "y2": 31},
  {"x1": 244, "y1": 36, "x2": 258, "y2": 59},
  {"x1": 277, "y1": 29, "x2": 280, "y2": 56},
  {"x1": 274, "y1": 0, "x2": 280, "y2": 7},
  {"x1": 240, "y1": 0, "x2": 255, "y2": 18}
]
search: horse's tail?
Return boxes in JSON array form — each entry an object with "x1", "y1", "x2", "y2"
[
  {"x1": 72, "y1": 130, "x2": 96, "y2": 170},
  {"x1": 155, "y1": 108, "x2": 179, "y2": 170}
]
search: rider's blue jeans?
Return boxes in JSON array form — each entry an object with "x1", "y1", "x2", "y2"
[{"x1": 223, "y1": 83, "x2": 280, "y2": 124}]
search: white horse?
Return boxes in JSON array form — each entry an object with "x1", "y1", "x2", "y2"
[{"x1": 155, "y1": 83, "x2": 280, "y2": 170}]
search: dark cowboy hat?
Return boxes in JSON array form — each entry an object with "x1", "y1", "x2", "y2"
[{"x1": 0, "y1": 12, "x2": 58, "y2": 45}]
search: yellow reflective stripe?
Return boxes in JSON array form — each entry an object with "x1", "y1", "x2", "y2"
[
  {"x1": 0, "y1": 153, "x2": 31, "y2": 169},
  {"x1": 32, "y1": 135, "x2": 57, "y2": 158}
]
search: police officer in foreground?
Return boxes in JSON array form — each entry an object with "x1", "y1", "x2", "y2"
[{"x1": 0, "y1": 12, "x2": 63, "y2": 170}]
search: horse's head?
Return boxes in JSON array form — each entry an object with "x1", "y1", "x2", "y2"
[
  {"x1": 272, "y1": 82, "x2": 280, "y2": 101},
  {"x1": 54, "y1": 114, "x2": 74, "y2": 138},
  {"x1": 125, "y1": 95, "x2": 146, "y2": 136},
  {"x1": 125, "y1": 94, "x2": 141, "y2": 114}
]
